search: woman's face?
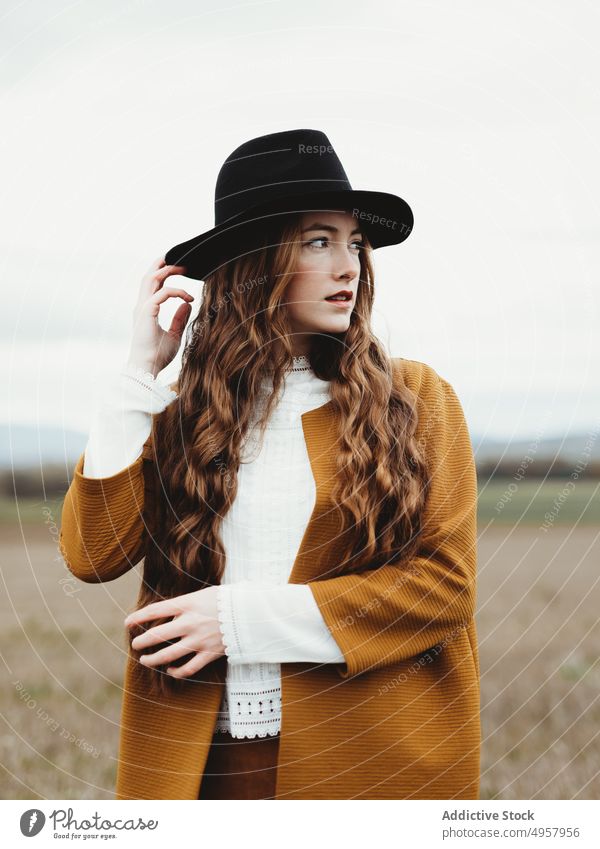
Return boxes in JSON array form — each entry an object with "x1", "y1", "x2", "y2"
[{"x1": 283, "y1": 210, "x2": 364, "y2": 353}]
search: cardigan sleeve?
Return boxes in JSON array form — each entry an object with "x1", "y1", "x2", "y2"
[
  {"x1": 306, "y1": 371, "x2": 478, "y2": 680},
  {"x1": 58, "y1": 365, "x2": 177, "y2": 584},
  {"x1": 216, "y1": 582, "x2": 346, "y2": 664}
]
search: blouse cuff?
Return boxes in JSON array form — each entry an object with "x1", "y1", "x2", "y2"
[
  {"x1": 216, "y1": 584, "x2": 244, "y2": 662},
  {"x1": 118, "y1": 363, "x2": 179, "y2": 410},
  {"x1": 216, "y1": 581, "x2": 346, "y2": 665}
]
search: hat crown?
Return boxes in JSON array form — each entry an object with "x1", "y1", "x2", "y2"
[{"x1": 214, "y1": 129, "x2": 352, "y2": 225}]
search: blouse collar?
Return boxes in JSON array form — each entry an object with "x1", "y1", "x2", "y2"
[{"x1": 260, "y1": 355, "x2": 330, "y2": 396}]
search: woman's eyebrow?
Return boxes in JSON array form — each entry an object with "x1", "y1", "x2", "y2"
[{"x1": 301, "y1": 222, "x2": 363, "y2": 236}]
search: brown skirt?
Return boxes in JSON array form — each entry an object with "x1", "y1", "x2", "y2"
[{"x1": 198, "y1": 726, "x2": 280, "y2": 800}]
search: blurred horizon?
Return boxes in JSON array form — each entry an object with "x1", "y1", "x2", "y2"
[{"x1": 2, "y1": 0, "x2": 599, "y2": 451}]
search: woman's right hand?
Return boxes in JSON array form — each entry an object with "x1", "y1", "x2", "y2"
[{"x1": 125, "y1": 256, "x2": 195, "y2": 377}]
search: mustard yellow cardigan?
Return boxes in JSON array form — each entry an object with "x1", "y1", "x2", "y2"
[{"x1": 59, "y1": 357, "x2": 480, "y2": 799}]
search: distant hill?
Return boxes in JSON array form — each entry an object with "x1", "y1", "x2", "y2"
[
  {"x1": 0, "y1": 423, "x2": 598, "y2": 477},
  {"x1": 0, "y1": 424, "x2": 87, "y2": 469},
  {"x1": 473, "y1": 432, "x2": 600, "y2": 466}
]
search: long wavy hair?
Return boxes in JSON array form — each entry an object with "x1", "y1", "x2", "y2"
[{"x1": 128, "y1": 211, "x2": 430, "y2": 697}]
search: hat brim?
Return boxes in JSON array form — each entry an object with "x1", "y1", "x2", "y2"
[{"x1": 164, "y1": 189, "x2": 413, "y2": 281}]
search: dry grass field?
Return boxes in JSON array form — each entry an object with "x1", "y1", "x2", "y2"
[{"x1": 1, "y1": 491, "x2": 599, "y2": 799}]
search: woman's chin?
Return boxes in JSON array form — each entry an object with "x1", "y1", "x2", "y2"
[
  {"x1": 325, "y1": 316, "x2": 352, "y2": 332},
  {"x1": 290, "y1": 311, "x2": 353, "y2": 336},
  {"x1": 308, "y1": 314, "x2": 352, "y2": 333}
]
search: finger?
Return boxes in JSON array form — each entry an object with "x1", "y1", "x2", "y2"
[
  {"x1": 155, "y1": 263, "x2": 188, "y2": 283},
  {"x1": 142, "y1": 264, "x2": 188, "y2": 298},
  {"x1": 130, "y1": 616, "x2": 188, "y2": 650},
  {"x1": 146, "y1": 256, "x2": 166, "y2": 276},
  {"x1": 124, "y1": 598, "x2": 187, "y2": 627},
  {"x1": 167, "y1": 301, "x2": 193, "y2": 336},
  {"x1": 142, "y1": 287, "x2": 193, "y2": 320},
  {"x1": 148, "y1": 287, "x2": 194, "y2": 306},
  {"x1": 153, "y1": 263, "x2": 188, "y2": 289},
  {"x1": 139, "y1": 640, "x2": 196, "y2": 668},
  {"x1": 167, "y1": 651, "x2": 213, "y2": 678}
]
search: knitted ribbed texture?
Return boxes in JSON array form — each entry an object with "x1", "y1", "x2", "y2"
[{"x1": 58, "y1": 358, "x2": 480, "y2": 800}]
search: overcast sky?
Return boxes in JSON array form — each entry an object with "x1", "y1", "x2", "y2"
[{"x1": 2, "y1": 0, "x2": 598, "y2": 445}]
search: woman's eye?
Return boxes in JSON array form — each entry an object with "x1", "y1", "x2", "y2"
[{"x1": 304, "y1": 237, "x2": 365, "y2": 250}]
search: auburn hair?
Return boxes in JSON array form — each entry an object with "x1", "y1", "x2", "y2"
[{"x1": 128, "y1": 211, "x2": 430, "y2": 697}]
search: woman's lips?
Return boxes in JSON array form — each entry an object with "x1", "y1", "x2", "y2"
[
  {"x1": 324, "y1": 292, "x2": 353, "y2": 308},
  {"x1": 324, "y1": 298, "x2": 353, "y2": 309}
]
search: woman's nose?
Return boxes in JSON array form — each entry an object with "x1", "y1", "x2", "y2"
[{"x1": 333, "y1": 243, "x2": 359, "y2": 278}]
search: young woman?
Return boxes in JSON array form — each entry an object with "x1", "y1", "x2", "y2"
[{"x1": 59, "y1": 129, "x2": 480, "y2": 800}]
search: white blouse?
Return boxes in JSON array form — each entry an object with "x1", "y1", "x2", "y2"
[{"x1": 82, "y1": 357, "x2": 345, "y2": 739}]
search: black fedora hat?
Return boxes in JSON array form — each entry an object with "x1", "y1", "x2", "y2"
[{"x1": 164, "y1": 128, "x2": 414, "y2": 281}]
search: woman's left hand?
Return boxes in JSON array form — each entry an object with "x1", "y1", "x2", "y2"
[{"x1": 124, "y1": 586, "x2": 225, "y2": 678}]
